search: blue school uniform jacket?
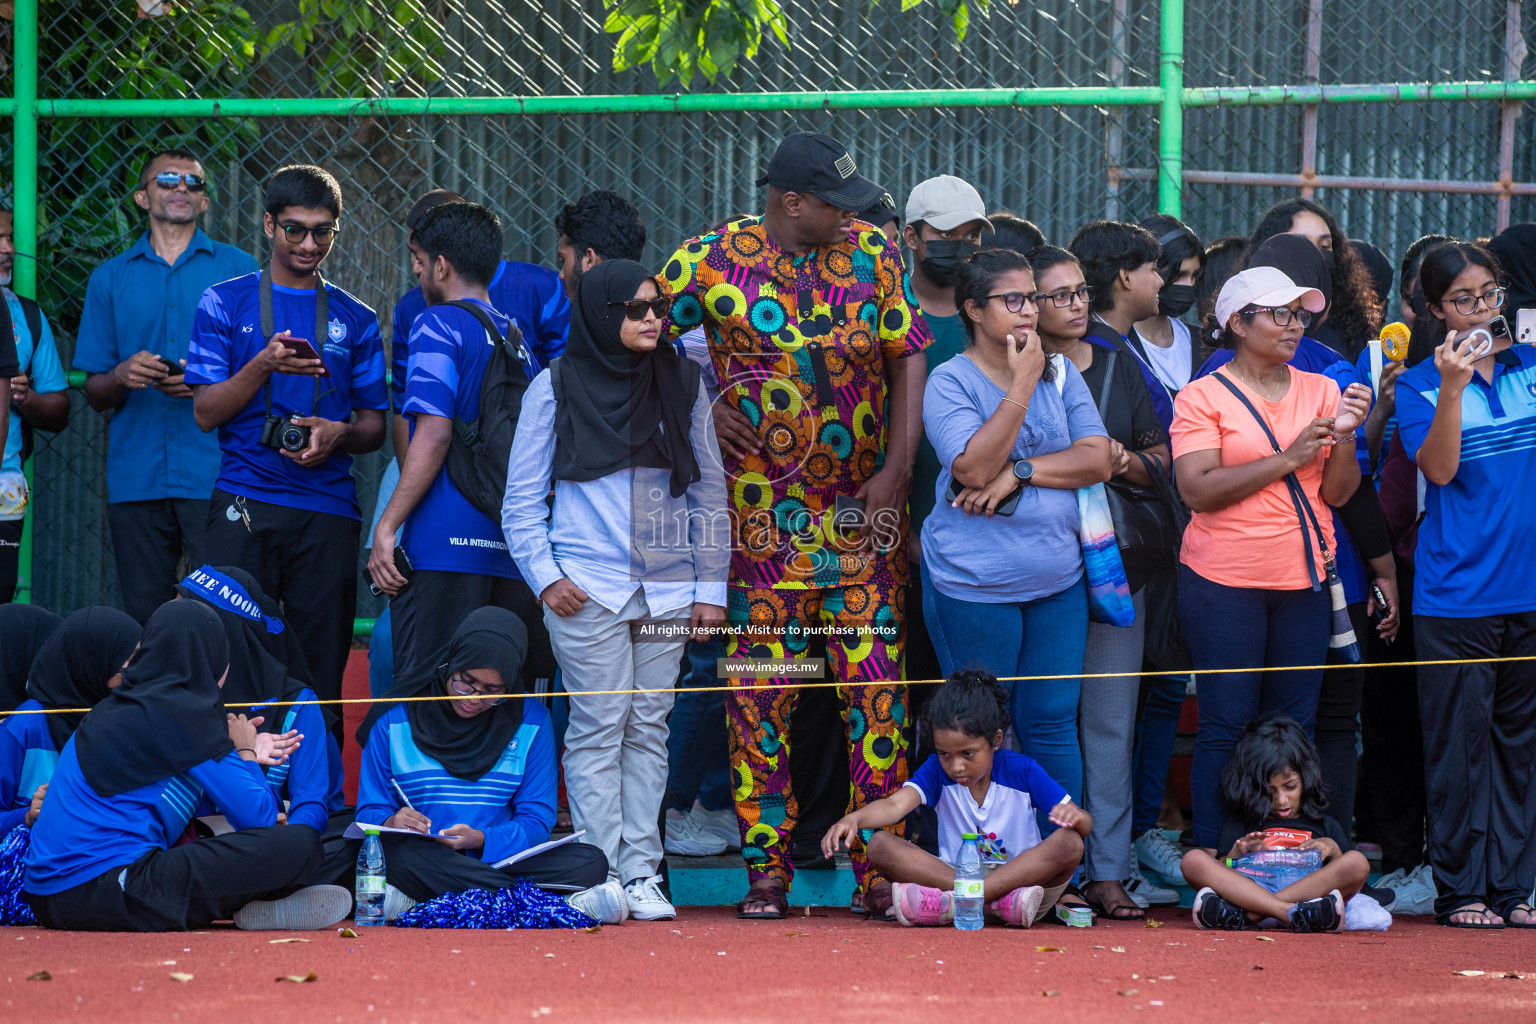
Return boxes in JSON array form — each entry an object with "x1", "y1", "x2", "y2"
[
  {"x1": 354, "y1": 700, "x2": 557, "y2": 866},
  {"x1": 23, "y1": 739, "x2": 278, "y2": 896},
  {"x1": 206, "y1": 689, "x2": 344, "y2": 833},
  {"x1": 0, "y1": 700, "x2": 59, "y2": 836}
]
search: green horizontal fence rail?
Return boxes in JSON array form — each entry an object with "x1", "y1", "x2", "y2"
[{"x1": 6, "y1": 0, "x2": 1534, "y2": 632}]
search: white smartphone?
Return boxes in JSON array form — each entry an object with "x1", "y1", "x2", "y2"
[{"x1": 1518, "y1": 308, "x2": 1535, "y2": 345}]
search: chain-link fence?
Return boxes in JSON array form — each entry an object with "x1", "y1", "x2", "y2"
[{"x1": 2, "y1": 0, "x2": 1532, "y2": 623}]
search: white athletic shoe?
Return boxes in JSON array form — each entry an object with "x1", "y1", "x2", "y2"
[
  {"x1": 1125, "y1": 859, "x2": 1180, "y2": 907},
  {"x1": 624, "y1": 875, "x2": 678, "y2": 921},
  {"x1": 234, "y1": 884, "x2": 353, "y2": 931},
  {"x1": 664, "y1": 809, "x2": 729, "y2": 857},
  {"x1": 567, "y1": 879, "x2": 630, "y2": 925},
  {"x1": 1135, "y1": 827, "x2": 1189, "y2": 886},
  {"x1": 383, "y1": 884, "x2": 417, "y2": 923},
  {"x1": 691, "y1": 804, "x2": 742, "y2": 850}
]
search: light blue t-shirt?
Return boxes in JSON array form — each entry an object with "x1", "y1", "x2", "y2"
[
  {"x1": 920, "y1": 355, "x2": 1107, "y2": 603},
  {"x1": 2, "y1": 288, "x2": 68, "y2": 476}
]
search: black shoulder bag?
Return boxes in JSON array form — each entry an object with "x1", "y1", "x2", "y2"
[
  {"x1": 1212, "y1": 373, "x2": 1361, "y2": 664},
  {"x1": 1097, "y1": 349, "x2": 1184, "y2": 568}
]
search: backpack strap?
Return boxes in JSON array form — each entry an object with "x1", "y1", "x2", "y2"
[
  {"x1": 1211, "y1": 372, "x2": 1327, "y2": 591},
  {"x1": 440, "y1": 299, "x2": 526, "y2": 359},
  {"x1": 17, "y1": 297, "x2": 41, "y2": 367}
]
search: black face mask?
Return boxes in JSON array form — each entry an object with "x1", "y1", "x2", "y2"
[
  {"x1": 1158, "y1": 284, "x2": 1197, "y2": 319},
  {"x1": 920, "y1": 240, "x2": 979, "y2": 288},
  {"x1": 1320, "y1": 247, "x2": 1337, "y2": 277}
]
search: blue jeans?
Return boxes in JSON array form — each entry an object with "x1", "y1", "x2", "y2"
[
  {"x1": 1178, "y1": 566, "x2": 1329, "y2": 848},
  {"x1": 1132, "y1": 675, "x2": 1187, "y2": 834},
  {"x1": 367, "y1": 606, "x2": 393, "y2": 699},
  {"x1": 665, "y1": 640, "x2": 732, "y2": 812},
  {"x1": 922, "y1": 574, "x2": 1088, "y2": 809}
]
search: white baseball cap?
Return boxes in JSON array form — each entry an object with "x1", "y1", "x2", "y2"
[
  {"x1": 904, "y1": 175, "x2": 993, "y2": 233},
  {"x1": 1214, "y1": 266, "x2": 1327, "y2": 329}
]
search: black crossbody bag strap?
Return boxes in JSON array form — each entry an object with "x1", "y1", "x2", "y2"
[
  {"x1": 1211, "y1": 372, "x2": 1327, "y2": 592},
  {"x1": 258, "y1": 267, "x2": 327, "y2": 418}
]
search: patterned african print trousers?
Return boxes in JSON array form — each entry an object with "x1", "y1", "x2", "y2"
[{"x1": 724, "y1": 582, "x2": 908, "y2": 892}]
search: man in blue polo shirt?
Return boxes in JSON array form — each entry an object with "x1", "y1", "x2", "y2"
[
  {"x1": 75, "y1": 149, "x2": 260, "y2": 622},
  {"x1": 367, "y1": 200, "x2": 552, "y2": 685},
  {"x1": 186, "y1": 164, "x2": 387, "y2": 723},
  {"x1": 388, "y1": 188, "x2": 569, "y2": 459}
]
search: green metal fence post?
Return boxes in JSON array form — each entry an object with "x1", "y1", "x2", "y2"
[
  {"x1": 12, "y1": 0, "x2": 38, "y2": 604},
  {"x1": 1157, "y1": 0, "x2": 1185, "y2": 217}
]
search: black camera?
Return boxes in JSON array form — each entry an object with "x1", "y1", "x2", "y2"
[{"x1": 260, "y1": 414, "x2": 312, "y2": 453}]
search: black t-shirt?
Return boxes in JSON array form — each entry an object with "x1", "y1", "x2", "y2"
[{"x1": 1216, "y1": 813, "x2": 1353, "y2": 860}]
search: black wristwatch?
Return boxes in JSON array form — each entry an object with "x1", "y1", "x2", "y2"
[{"x1": 1012, "y1": 459, "x2": 1035, "y2": 484}]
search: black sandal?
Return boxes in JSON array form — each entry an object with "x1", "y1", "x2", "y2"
[
  {"x1": 1437, "y1": 898, "x2": 1505, "y2": 929},
  {"x1": 1494, "y1": 899, "x2": 1536, "y2": 929},
  {"x1": 1083, "y1": 880, "x2": 1145, "y2": 921},
  {"x1": 736, "y1": 884, "x2": 789, "y2": 920}
]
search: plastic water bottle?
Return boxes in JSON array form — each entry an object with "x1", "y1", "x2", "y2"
[
  {"x1": 1225, "y1": 848, "x2": 1323, "y2": 893},
  {"x1": 355, "y1": 827, "x2": 387, "y2": 926},
  {"x1": 954, "y1": 832, "x2": 985, "y2": 930}
]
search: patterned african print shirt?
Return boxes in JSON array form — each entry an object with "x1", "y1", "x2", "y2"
[{"x1": 658, "y1": 216, "x2": 931, "y2": 590}]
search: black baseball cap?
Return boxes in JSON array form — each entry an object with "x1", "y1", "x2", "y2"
[{"x1": 755, "y1": 132, "x2": 883, "y2": 212}]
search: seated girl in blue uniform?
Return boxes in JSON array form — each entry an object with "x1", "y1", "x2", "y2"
[
  {"x1": 178, "y1": 566, "x2": 342, "y2": 834},
  {"x1": 1, "y1": 606, "x2": 140, "y2": 837},
  {"x1": 356, "y1": 607, "x2": 614, "y2": 923},
  {"x1": 23, "y1": 601, "x2": 350, "y2": 931}
]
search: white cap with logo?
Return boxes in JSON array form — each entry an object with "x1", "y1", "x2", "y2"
[
  {"x1": 904, "y1": 175, "x2": 993, "y2": 233},
  {"x1": 1214, "y1": 266, "x2": 1327, "y2": 329}
]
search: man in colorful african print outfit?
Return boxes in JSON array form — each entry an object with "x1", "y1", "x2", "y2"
[{"x1": 658, "y1": 133, "x2": 932, "y2": 920}]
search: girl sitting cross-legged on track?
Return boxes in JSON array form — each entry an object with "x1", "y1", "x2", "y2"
[
  {"x1": 822, "y1": 670, "x2": 1092, "y2": 927},
  {"x1": 1180, "y1": 715, "x2": 1370, "y2": 932}
]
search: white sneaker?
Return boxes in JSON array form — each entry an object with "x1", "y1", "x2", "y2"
[
  {"x1": 1125, "y1": 860, "x2": 1180, "y2": 907},
  {"x1": 624, "y1": 875, "x2": 677, "y2": 921},
  {"x1": 1398, "y1": 864, "x2": 1437, "y2": 916},
  {"x1": 383, "y1": 884, "x2": 417, "y2": 923},
  {"x1": 567, "y1": 879, "x2": 630, "y2": 925},
  {"x1": 234, "y1": 884, "x2": 353, "y2": 931},
  {"x1": 664, "y1": 809, "x2": 729, "y2": 857},
  {"x1": 1135, "y1": 828, "x2": 1189, "y2": 886},
  {"x1": 691, "y1": 803, "x2": 742, "y2": 850}
]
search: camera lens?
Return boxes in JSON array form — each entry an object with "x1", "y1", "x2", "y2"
[{"x1": 279, "y1": 423, "x2": 310, "y2": 452}]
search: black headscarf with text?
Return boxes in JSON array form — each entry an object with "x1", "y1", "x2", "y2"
[
  {"x1": 552, "y1": 258, "x2": 702, "y2": 498},
  {"x1": 25, "y1": 606, "x2": 141, "y2": 750},
  {"x1": 0, "y1": 604, "x2": 63, "y2": 712},
  {"x1": 74, "y1": 601, "x2": 234, "y2": 798}
]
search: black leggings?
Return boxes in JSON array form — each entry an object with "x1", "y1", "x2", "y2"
[
  {"x1": 382, "y1": 837, "x2": 609, "y2": 902},
  {"x1": 27, "y1": 825, "x2": 323, "y2": 932}
]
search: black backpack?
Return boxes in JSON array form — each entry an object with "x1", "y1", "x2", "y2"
[
  {"x1": 0, "y1": 294, "x2": 46, "y2": 461},
  {"x1": 435, "y1": 300, "x2": 533, "y2": 522}
]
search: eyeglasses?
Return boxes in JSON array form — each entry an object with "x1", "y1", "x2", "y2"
[
  {"x1": 985, "y1": 292, "x2": 1040, "y2": 313},
  {"x1": 609, "y1": 298, "x2": 669, "y2": 321},
  {"x1": 447, "y1": 672, "x2": 508, "y2": 705},
  {"x1": 1243, "y1": 306, "x2": 1316, "y2": 329},
  {"x1": 278, "y1": 222, "x2": 338, "y2": 245},
  {"x1": 1447, "y1": 287, "x2": 1506, "y2": 315},
  {"x1": 1031, "y1": 285, "x2": 1095, "y2": 308},
  {"x1": 146, "y1": 172, "x2": 206, "y2": 192}
]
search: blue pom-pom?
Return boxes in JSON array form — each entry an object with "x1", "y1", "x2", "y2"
[
  {"x1": 0, "y1": 825, "x2": 36, "y2": 926},
  {"x1": 391, "y1": 877, "x2": 597, "y2": 930}
]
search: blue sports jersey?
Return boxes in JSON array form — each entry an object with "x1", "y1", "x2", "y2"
[
  {"x1": 1395, "y1": 345, "x2": 1536, "y2": 617},
  {"x1": 185, "y1": 272, "x2": 388, "y2": 519},
  {"x1": 399, "y1": 299, "x2": 538, "y2": 578},
  {"x1": 232, "y1": 688, "x2": 343, "y2": 833},
  {"x1": 0, "y1": 700, "x2": 58, "y2": 836},
  {"x1": 355, "y1": 701, "x2": 556, "y2": 866},
  {"x1": 390, "y1": 260, "x2": 569, "y2": 412},
  {"x1": 904, "y1": 749, "x2": 1069, "y2": 867},
  {"x1": 2, "y1": 289, "x2": 68, "y2": 477},
  {"x1": 24, "y1": 739, "x2": 277, "y2": 896}
]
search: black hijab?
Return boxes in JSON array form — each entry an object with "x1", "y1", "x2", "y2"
[
  {"x1": 25, "y1": 607, "x2": 141, "y2": 750},
  {"x1": 358, "y1": 607, "x2": 529, "y2": 781},
  {"x1": 0, "y1": 604, "x2": 62, "y2": 712},
  {"x1": 552, "y1": 258, "x2": 702, "y2": 498},
  {"x1": 1488, "y1": 223, "x2": 1536, "y2": 319},
  {"x1": 177, "y1": 565, "x2": 319, "y2": 732},
  {"x1": 1250, "y1": 233, "x2": 1334, "y2": 315},
  {"x1": 74, "y1": 601, "x2": 234, "y2": 798}
]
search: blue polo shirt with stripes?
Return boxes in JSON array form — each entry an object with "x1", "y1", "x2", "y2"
[{"x1": 1395, "y1": 344, "x2": 1536, "y2": 618}]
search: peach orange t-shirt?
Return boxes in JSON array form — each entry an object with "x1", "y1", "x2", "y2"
[{"x1": 1171, "y1": 368, "x2": 1342, "y2": 590}]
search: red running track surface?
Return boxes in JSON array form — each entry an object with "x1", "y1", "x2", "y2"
[{"x1": 4, "y1": 908, "x2": 1534, "y2": 1023}]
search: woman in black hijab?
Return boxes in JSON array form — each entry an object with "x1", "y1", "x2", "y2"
[
  {"x1": 0, "y1": 607, "x2": 139, "y2": 836},
  {"x1": 504, "y1": 259, "x2": 728, "y2": 923},
  {"x1": 179, "y1": 565, "x2": 341, "y2": 834},
  {"x1": 0, "y1": 604, "x2": 62, "y2": 711},
  {"x1": 1487, "y1": 223, "x2": 1536, "y2": 329},
  {"x1": 22, "y1": 601, "x2": 349, "y2": 932},
  {"x1": 354, "y1": 607, "x2": 610, "y2": 921}
]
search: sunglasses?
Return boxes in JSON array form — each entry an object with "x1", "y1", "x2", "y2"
[
  {"x1": 147, "y1": 172, "x2": 206, "y2": 192},
  {"x1": 278, "y1": 223, "x2": 338, "y2": 245},
  {"x1": 609, "y1": 298, "x2": 669, "y2": 321}
]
